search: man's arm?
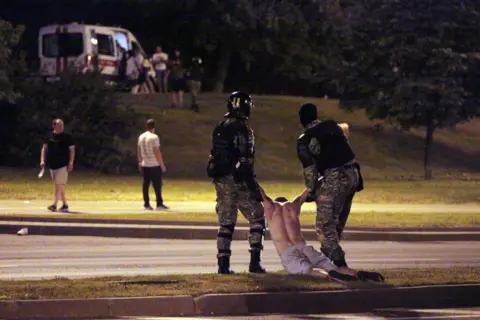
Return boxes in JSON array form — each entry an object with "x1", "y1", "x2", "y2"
[
  {"x1": 153, "y1": 137, "x2": 166, "y2": 172},
  {"x1": 234, "y1": 123, "x2": 261, "y2": 200},
  {"x1": 258, "y1": 184, "x2": 273, "y2": 204},
  {"x1": 68, "y1": 145, "x2": 75, "y2": 172},
  {"x1": 137, "y1": 145, "x2": 143, "y2": 169},
  {"x1": 40, "y1": 143, "x2": 47, "y2": 168},
  {"x1": 292, "y1": 188, "x2": 309, "y2": 208},
  {"x1": 296, "y1": 134, "x2": 319, "y2": 201}
]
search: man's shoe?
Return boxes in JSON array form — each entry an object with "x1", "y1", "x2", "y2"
[
  {"x1": 156, "y1": 204, "x2": 169, "y2": 211},
  {"x1": 47, "y1": 204, "x2": 57, "y2": 212},
  {"x1": 248, "y1": 249, "x2": 266, "y2": 273},
  {"x1": 144, "y1": 205, "x2": 153, "y2": 210},
  {"x1": 217, "y1": 256, "x2": 234, "y2": 274},
  {"x1": 59, "y1": 204, "x2": 69, "y2": 213}
]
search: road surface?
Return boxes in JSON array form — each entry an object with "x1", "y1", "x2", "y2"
[
  {"x1": 97, "y1": 308, "x2": 480, "y2": 319},
  {"x1": 1, "y1": 235, "x2": 479, "y2": 280}
]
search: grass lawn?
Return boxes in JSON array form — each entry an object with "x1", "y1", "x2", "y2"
[
  {"x1": 115, "y1": 92, "x2": 480, "y2": 180},
  {"x1": 0, "y1": 267, "x2": 478, "y2": 300},
  {"x1": 1, "y1": 168, "x2": 479, "y2": 204},
  {"x1": 2, "y1": 211, "x2": 479, "y2": 228}
]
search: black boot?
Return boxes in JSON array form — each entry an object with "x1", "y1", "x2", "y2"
[
  {"x1": 248, "y1": 249, "x2": 266, "y2": 273},
  {"x1": 217, "y1": 256, "x2": 234, "y2": 274}
]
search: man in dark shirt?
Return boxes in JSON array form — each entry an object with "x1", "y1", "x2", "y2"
[
  {"x1": 167, "y1": 49, "x2": 185, "y2": 109},
  {"x1": 296, "y1": 103, "x2": 363, "y2": 268},
  {"x1": 186, "y1": 57, "x2": 204, "y2": 112},
  {"x1": 40, "y1": 118, "x2": 75, "y2": 212}
]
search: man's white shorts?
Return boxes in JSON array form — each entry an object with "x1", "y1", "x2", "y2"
[
  {"x1": 280, "y1": 243, "x2": 312, "y2": 275},
  {"x1": 50, "y1": 166, "x2": 68, "y2": 185},
  {"x1": 301, "y1": 244, "x2": 336, "y2": 272}
]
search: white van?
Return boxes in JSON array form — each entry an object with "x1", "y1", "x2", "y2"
[{"x1": 38, "y1": 22, "x2": 154, "y2": 82}]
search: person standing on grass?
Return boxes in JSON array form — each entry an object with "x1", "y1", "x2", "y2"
[
  {"x1": 40, "y1": 118, "x2": 75, "y2": 212},
  {"x1": 137, "y1": 119, "x2": 168, "y2": 210}
]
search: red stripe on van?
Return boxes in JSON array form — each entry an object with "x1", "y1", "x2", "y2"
[{"x1": 98, "y1": 59, "x2": 117, "y2": 67}]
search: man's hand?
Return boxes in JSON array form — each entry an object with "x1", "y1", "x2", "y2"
[
  {"x1": 138, "y1": 162, "x2": 143, "y2": 172},
  {"x1": 68, "y1": 162, "x2": 74, "y2": 172},
  {"x1": 40, "y1": 162, "x2": 45, "y2": 169},
  {"x1": 161, "y1": 164, "x2": 167, "y2": 173}
]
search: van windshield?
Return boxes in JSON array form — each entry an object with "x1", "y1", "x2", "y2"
[
  {"x1": 42, "y1": 33, "x2": 83, "y2": 57},
  {"x1": 97, "y1": 33, "x2": 115, "y2": 56}
]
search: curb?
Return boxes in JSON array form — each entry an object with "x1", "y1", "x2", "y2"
[
  {"x1": 1, "y1": 284, "x2": 479, "y2": 319},
  {"x1": 1, "y1": 216, "x2": 480, "y2": 232},
  {"x1": 2, "y1": 221, "x2": 480, "y2": 241}
]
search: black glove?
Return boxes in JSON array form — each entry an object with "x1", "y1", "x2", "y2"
[
  {"x1": 306, "y1": 193, "x2": 315, "y2": 202},
  {"x1": 328, "y1": 270, "x2": 357, "y2": 282},
  {"x1": 357, "y1": 270, "x2": 385, "y2": 282}
]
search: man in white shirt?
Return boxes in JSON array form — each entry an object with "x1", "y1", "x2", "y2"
[
  {"x1": 259, "y1": 185, "x2": 385, "y2": 284},
  {"x1": 137, "y1": 119, "x2": 168, "y2": 210},
  {"x1": 151, "y1": 46, "x2": 168, "y2": 93}
]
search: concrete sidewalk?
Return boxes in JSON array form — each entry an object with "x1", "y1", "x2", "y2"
[
  {"x1": 1, "y1": 200, "x2": 480, "y2": 214},
  {"x1": 2, "y1": 219, "x2": 480, "y2": 241}
]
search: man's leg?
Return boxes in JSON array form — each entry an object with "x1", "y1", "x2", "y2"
[
  {"x1": 237, "y1": 183, "x2": 266, "y2": 273},
  {"x1": 315, "y1": 170, "x2": 351, "y2": 267},
  {"x1": 337, "y1": 193, "x2": 354, "y2": 240},
  {"x1": 57, "y1": 167, "x2": 69, "y2": 212},
  {"x1": 215, "y1": 175, "x2": 238, "y2": 274},
  {"x1": 142, "y1": 167, "x2": 152, "y2": 209},
  {"x1": 150, "y1": 166, "x2": 166, "y2": 209},
  {"x1": 48, "y1": 169, "x2": 59, "y2": 211},
  {"x1": 178, "y1": 89, "x2": 184, "y2": 108},
  {"x1": 335, "y1": 167, "x2": 359, "y2": 240}
]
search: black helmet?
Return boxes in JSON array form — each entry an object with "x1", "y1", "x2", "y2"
[{"x1": 226, "y1": 91, "x2": 254, "y2": 119}]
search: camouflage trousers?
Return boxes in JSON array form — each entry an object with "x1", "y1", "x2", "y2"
[
  {"x1": 214, "y1": 175, "x2": 265, "y2": 258},
  {"x1": 315, "y1": 166, "x2": 359, "y2": 262}
]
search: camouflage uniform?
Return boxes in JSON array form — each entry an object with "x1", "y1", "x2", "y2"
[
  {"x1": 215, "y1": 174, "x2": 265, "y2": 257},
  {"x1": 297, "y1": 118, "x2": 361, "y2": 267},
  {"x1": 209, "y1": 113, "x2": 266, "y2": 273}
]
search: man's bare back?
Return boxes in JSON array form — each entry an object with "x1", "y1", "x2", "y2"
[{"x1": 260, "y1": 188, "x2": 308, "y2": 256}]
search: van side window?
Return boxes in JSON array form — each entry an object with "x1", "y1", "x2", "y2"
[
  {"x1": 97, "y1": 34, "x2": 115, "y2": 56},
  {"x1": 42, "y1": 33, "x2": 83, "y2": 57}
]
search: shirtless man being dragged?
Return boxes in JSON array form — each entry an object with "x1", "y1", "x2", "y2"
[{"x1": 259, "y1": 185, "x2": 384, "y2": 283}]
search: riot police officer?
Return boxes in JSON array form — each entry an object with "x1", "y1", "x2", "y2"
[
  {"x1": 206, "y1": 91, "x2": 266, "y2": 274},
  {"x1": 296, "y1": 103, "x2": 363, "y2": 268}
]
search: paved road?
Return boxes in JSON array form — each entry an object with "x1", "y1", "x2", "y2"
[
  {"x1": 99, "y1": 307, "x2": 480, "y2": 319},
  {"x1": 1, "y1": 235, "x2": 479, "y2": 280},
  {"x1": 1, "y1": 200, "x2": 480, "y2": 215}
]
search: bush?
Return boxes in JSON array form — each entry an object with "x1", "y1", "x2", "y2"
[{"x1": 0, "y1": 71, "x2": 142, "y2": 173}]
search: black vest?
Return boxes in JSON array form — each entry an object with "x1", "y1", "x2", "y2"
[{"x1": 304, "y1": 120, "x2": 355, "y2": 173}]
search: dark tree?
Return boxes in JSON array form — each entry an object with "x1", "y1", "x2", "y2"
[
  {"x1": 337, "y1": 0, "x2": 480, "y2": 179},
  {"x1": 0, "y1": 20, "x2": 25, "y2": 102}
]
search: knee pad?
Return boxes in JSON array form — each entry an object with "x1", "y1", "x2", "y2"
[{"x1": 218, "y1": 224, "x2": 235, "y2": 239}]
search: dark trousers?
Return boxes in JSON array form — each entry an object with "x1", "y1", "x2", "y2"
[{"x1": 142, "y1": 166, "x2": 163, "y2": 207}]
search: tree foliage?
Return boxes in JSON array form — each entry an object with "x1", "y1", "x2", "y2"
[
  {"x1": 0, "y1": 20, "x2": 25, "y2": 102},
  {"x1": 0, "y1": 71, "x2": 141, "y2": 172},
  {"x1": 337, "y1": 0, "x2": 480, "y2": 179}
]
